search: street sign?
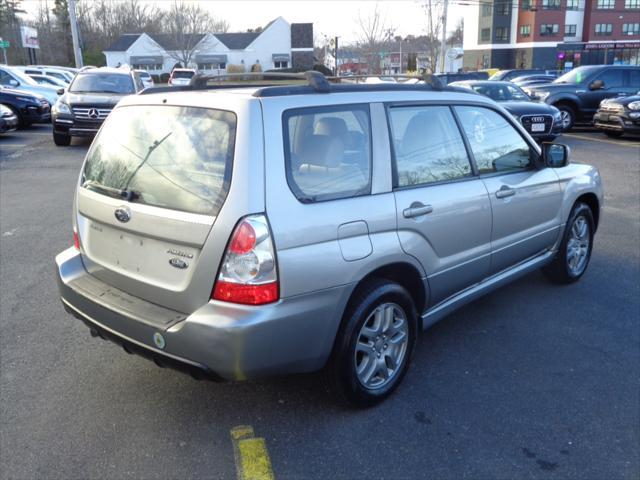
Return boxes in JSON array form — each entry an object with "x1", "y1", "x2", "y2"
[{"x1": 0, "y1": 41, "x2": 9, "y2": 48}]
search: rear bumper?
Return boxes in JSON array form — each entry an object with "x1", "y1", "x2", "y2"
[{"x1": 56, "y1": 248, "x2": 349, "y2": 381}]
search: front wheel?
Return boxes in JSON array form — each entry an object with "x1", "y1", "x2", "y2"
[
  {"x1": 325, "y1": 280, "x2": 417, "y2": 407},
  {"x1": 542, "y1": 202, "x2": 594, "y2": 284},
  {"x1": 555, "y1": 104, "x2": 576, "y2": 132},
  {"x1": 53, "y1": 132, "x2": 71, "y2": 146}
]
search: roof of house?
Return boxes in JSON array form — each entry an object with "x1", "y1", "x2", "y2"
[
  {"x1": 150, "y1": 33, "x2": 206, "y2": 51},
  {"x1": 214, "y1": 32, "x2": 261, "y2": 50},
  {"x1": 104, "y1": 34, "x2": 142, "y2": 52}
]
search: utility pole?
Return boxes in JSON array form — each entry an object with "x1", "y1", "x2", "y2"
[
  {"x1": 334, "y1": 36, "x2": 339, "y2": 77},
  {"x1": 68, "y1": 0, "x2": 83, "y2": 68},
  {"x1": 439, "y1": 0, "x2": 449, "y2": 73}
]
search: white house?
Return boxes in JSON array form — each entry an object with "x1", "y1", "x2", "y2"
[{"x1": 103, "y1": 17, "x2": 314, "y2": 75}]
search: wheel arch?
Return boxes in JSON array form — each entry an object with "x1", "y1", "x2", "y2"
[{"x1": 575, "y1": 192, "x2": 600, "y2": 231}]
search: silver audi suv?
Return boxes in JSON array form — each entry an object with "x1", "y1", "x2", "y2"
[{"x1": 56, "y1": 73, "x2": 603, "y2": 406}]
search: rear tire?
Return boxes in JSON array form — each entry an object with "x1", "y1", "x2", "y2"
[
  {"x1": 6, "y1": 106, "x2": 26, "y2": 129},
  {"x1": 542, "y1": 202, "x2": 594, "y2": 284},
  {"x1": 604, "y1": 130, "x2": 623, "y2": 138},
  {"x1": 324, "y1": 279, "x2": 418, "y2": 407},
  {"x1": 555, "y1": 103, "x2": 576, "y2": 132},
  {"x1": 53, "y1": 132, "x2": 71, "y2": 146}
]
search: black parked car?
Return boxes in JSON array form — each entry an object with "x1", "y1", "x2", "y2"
[
  {"x1": 511, "y1": 74, "x2": 558, "y2": 87},
  {"x1": 524, "y1": 65, "x2": 640, "y2": 131},
  {"x1": 0, "y1": 103, "x2": 19, "y2": 133},
  {"x1": 0, "y1": 86, "x2": 51, "y2": 128},
  {"x1": 451, "y1": 80, "x2": 563, "y2": 141},
  {"x1": 435, "y1": 71, "x2": 489, "y2": 84},
  {"x1": 593, "y1": 92, "x2": 640, "y2": 138},
  {"x1": 52, "y1": 67, "x2": 143, "y2": 146},
  {"x1": 489, "y1": 69, "x2": 546, "y2": 82}
]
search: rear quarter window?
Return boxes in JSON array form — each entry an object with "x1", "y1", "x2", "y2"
[
  {"x1": 82, "y1": 105, "x2": 236, "y2": 215},
  {"x1": 283, "y1": 104, "x2": 372, "y2": 203}
]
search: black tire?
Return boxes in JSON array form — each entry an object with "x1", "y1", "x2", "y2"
[
  {"x1": 53, "y1": 131, "x2": 71, "y2": 146},
  {"x1": 604, "y1": 130, "x2": 623, "y2": 138},
  {"x1": 324, "y1": 279, "x2": 418, "y2": 407},
  {"x1": 542, "y1": 202, "x2": 594, "y2": 284},
  {"x1": 555, "y1": 103, "x2": 576, "y2": 132}
]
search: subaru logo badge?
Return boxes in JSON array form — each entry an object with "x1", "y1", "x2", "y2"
[
  {"x1": 153, "y1": 332, "x2": 166, "y2": 349},
  {"x1": 114, "y1": 206, "x2": 131, "y2": 223},
  {"x1": 88, "y1": 108, "x2": 99, "y2": 118},
  {"x1": 169, "y1": 258, "x2": 189, "y2": 269}
]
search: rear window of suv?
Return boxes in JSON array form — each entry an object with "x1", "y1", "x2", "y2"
[
  {"x1": 172, "y1": 70, "x2": 195, "y2": 79},
  {"x1": 82, "y1": 105, "x2": 236, "y2": 215},
  {"x1": 283, "y1": 104, "x2": 372, "y2": 203}
]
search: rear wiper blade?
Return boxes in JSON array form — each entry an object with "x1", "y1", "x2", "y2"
[{"x1": 82, "y1": 180, "x2": 140, "y2": 201}]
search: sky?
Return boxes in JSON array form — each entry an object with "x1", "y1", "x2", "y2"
[{"x1": 18, "y1": 0, "x2": 464, "y2": 45}]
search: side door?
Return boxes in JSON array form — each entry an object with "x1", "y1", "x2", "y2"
[
  {"x1": 581, "y1": 68, "x2": 626, "y2": 115},
  {"x1": 389, "y1": 104, "x2": 493, "y2": 305},
  {"x1": 454, "y1": 106, "x2": 563, "y2": 275}
]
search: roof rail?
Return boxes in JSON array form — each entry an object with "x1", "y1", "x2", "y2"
[{"x1": 139, "y1": 70, "x2": 453, "y2": 97}]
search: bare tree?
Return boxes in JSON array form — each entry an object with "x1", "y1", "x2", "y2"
[
  {"x1": 164, "y1": 1, "x2": 228, "y2": 67},
  {"x1": 447, "y1": 18, "x2": 463, "y2": 47},
  {"x1": 421, "y1": 0, "x2": 444, "y2": 73},
  {"x1": 355, "y1": 2, "x2": 388, "y2": 74}
]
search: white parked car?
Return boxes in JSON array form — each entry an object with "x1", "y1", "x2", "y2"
[
  {"x1": 135, "y1": 70, "x2": 155, "y2": 89},
  {"x1": 15, "y1": 66, "x2": 73, "y2": 84},
  {"x1": 168, "y1": 68, "x2": 196, "y2": 86},
  {"x1": 28, "y1": 74, "x2": 68, "y2": 88},
  {"x1": 0, "y1": 66, "x2": 60, "y2": 105}
]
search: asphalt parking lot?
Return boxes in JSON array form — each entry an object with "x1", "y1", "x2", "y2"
[{"x1": 1, "y1": 125, "x2": 639, "y2": 480}]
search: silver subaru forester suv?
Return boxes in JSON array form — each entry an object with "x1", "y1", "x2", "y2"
[{"x1": 56, "y1": 73, "x2": 603, "y2": 406}]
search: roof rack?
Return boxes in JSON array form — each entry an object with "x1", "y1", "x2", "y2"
[{"x1": 139, "y1": 71, "x2": 453, "y2": 97}]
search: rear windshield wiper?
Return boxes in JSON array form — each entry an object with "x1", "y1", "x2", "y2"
[{"x1": 82, "y1": 180, "x2": 140, "y2": 201}]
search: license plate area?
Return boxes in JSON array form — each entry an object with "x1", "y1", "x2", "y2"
[{"x1": 531, "y1": 123, "x2": 545, "y2": 132}]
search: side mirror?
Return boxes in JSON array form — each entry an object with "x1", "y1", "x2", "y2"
[
  {"x1": 8, "y1": 79, "x2": 19, "y2": 87},
  {"x1": 56, "y1": 88, "x2": 65, "y2": 95},
  {"x1": 543, "y1": 143, "x2": 570, "y2": 168},
  {"x1": 589, "y1": 79, "x2": 604, "y2": 90}
]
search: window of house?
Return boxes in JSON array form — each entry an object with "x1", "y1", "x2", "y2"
[
  {"x1": 132, "y1": 63, "x2": 162, "y2": 71},
  {"x1": 274, "y1": 61, "x2": 289, "y2": 69},
  {"x1": 496, "y1": 1, "x2": 511, "y2": 15},
  {"x1": 480, "y1": 28, "x2": 491, "y2": 42},
  {"x1": 520, "y1": 24, "x2": 531, "y2": 37},
  {"x1": 283, "y1": 105, "x2": 372, "y2": 202},
  {"x1": 542, "y1": 0, "x2": 561, "y2": 9},
  {"x1": 597, "y1": 0, "x2": 615, "y2": 8},
  {"x1": 521, "y1": 0, "x2": 532, "y2": 9},
  {"x1": 595, "y1": 23, "x2": 613, "y2": 35},
  {"x1": 482, "y1": 3, "x2": 492, "y2": 16},
  {"x1": 455, "y1": 106, "x2": 532, "y2": 175},
  {"x1": 622, "y1": 23, "x2": 640, "y2": 35},
  {"x1": 625, "y1": 0, "x2": 639, "y2": 7},
  {"x1": 495, "y1": 27, "x2": 509, "y2": 41},
  {"x1": 541, "y1": 24, "x2": 560, "y2": 35},
  {"x1": 565, "y1": 24, "x2": 577, "y2": 36},
  {"x1": 566, "y1": 0, "x2": 580, "y2": 9},
  {"x1": 388, "y1": 106, "x2": 472, "y2": 187}
]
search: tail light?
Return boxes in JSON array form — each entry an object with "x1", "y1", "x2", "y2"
[
  {"x1": 73, "y1": 229, "x2": 80, "y2": 250},
  {"x1": 212, "y1": 215, "x2": 279, "y2": 305}
]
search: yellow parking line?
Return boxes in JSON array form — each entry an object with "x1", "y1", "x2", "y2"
[
  {"x1": 563, "y1": 133, "x2": 640, "y2": 148},
  {"x1": 0, "y1": 144, "x2": 26, "y2": 148},
  {"x1": 231, "y1": 425, "x2": 275, "y2": 480}
]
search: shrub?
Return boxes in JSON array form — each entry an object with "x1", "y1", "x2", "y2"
[
  {"x1": 160, "y1": 73, "x2": 170, "y2": 83},
  {"x1": 226, "y1": 64, "x2": 245, "y2": 74}
]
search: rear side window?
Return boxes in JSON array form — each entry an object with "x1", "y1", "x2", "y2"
[
  {"x1": 82, "y1": 105, "x2": 236, "y2": 215},
  {"x1": 388, "y1": 105, "x2": 472, "y2": 187},
  {"x1": 283, "y1": 104, "x2": 372, "y2": 202}
]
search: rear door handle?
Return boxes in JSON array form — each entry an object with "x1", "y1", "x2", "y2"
[
  {"x1": 403, "y1": 203, "x2": 434, "y2": 218},
  {"x1": 495, "y1": 186, "x2": 516, "y2": 199}
]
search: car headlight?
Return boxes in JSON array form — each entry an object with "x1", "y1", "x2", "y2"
[
  {"x1": 0, "y1": 104, "x2": 11, "y2": 115},
  {"x1": 53, "y1": 100, "x2": 70, "y2": 114},
  {"x1": 628, "y1": 101, "x2": 640, "y2": 111}
]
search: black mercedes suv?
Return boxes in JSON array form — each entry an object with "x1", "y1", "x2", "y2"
[
  {"x1": 524, "y1": 65, "x2": 640, "y2": 132},
  {"x1": 52, "y1": 67, "x2": 143, "y2": 146}
]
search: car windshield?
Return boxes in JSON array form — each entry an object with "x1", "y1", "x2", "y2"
[
  {"x1": 69, "y1": 73, "x2": 134, "y2": 93},
  {"x1": 470, "y1": 83, "x2": 530, "y2": 101},
  {"x1": 82, "y1": 105, "x2": 236, "y2": 215},
  {"x1": 553, "y1": 67, "x2": 599, "y2": 85},
  {"x1": 172, "y1": 70, "x2": 194, "y2": 79}
]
